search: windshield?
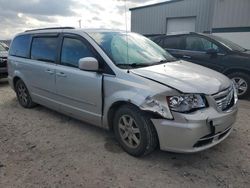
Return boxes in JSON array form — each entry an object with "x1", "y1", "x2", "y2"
[
  {"x1": 0, "y1": 43, "x2": 7, "y2": 52},
  {"x1": 88, "y1": 32, "x2": 175, "y2": 68},
  {"x1": 209, "y1": 35, "x2": 246, "y2": 52}
]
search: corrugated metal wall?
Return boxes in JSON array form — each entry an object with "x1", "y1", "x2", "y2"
[
  {"x1": 213, "y1": 0, "x2": 250, "y2": 29},
  {"x1": 130, "y1": 0, "x2": 214, "y2": 35}
]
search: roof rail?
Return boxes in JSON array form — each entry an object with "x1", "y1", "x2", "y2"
[{"x1": 25, "y1": 27, "x2": 75, "y2": 32}]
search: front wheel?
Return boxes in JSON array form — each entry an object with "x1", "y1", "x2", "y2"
[
  {"x1": 228, "y1": 72, "x2": 250, "y2": 99},
  {"x1": 113, "y1": 104, "x2": 158, "y2": 157}
]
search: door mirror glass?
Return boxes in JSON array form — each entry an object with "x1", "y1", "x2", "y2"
[{"x1": 78, "y1": 57, "x2": 99, "y2": 71}]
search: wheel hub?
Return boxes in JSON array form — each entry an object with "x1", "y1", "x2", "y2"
[
  {"x1": 17, "y1": 83, "x2": 28, "y2": 105},
  {"x1": 232, "y1": 77, "x2": 248, "y2": 96},
  {"x1": 118, "y1": 115, "x2": 141, "y2": 148}
]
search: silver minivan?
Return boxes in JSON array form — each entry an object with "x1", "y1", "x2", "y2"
[{"x1": 8, "y1": 27, "x2": 238, "y2": 156}]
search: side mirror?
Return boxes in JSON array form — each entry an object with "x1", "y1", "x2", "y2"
[
  {"x1": 78, "y1": 57, "x2": 99, "y2": 71},
  {"x1": 206, "y1": 48, "x2": 218, "y2": 55}
]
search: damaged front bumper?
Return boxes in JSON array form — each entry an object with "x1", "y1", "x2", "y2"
[{"x1": 151, "y1": 105, "x2": 238, "y2": 153}]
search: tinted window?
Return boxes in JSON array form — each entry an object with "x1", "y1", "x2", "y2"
[
  {"x1": 61, "y1": 37, "x2": 96, "y2": 68},
  {"x1": 185, "y1": 36, "x2": 219, "y2": 52},
  {"x1": 0, "y1": 43, "x2": 6, "y2": 52},
  {"x1": 208, "y1": 35, "x2": 245, "y2": 52},
  {"x1": 162, "y1": 36, "x2": 184, "y2": 49},
  {"x1": 9, "y1": 35, "x2": 31, "y2": 58},
  {"x1": 31, "y1": 37, "x2": 58, "y2": 63}
]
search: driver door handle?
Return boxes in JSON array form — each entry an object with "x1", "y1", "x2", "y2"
[
  {"x1": 56, "y1": 72, "x2": 67, "y2": 77},
  {"x1": 45, "y1": 69, "x2": 54, "y2": 75}
]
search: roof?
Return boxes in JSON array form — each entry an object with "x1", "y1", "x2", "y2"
[
  {"x1": 129, "y1": 0, "x2": 183, "y2": 11},
  {"x1": 23, "y1": 27, "x2": 127, "y2": 34}
]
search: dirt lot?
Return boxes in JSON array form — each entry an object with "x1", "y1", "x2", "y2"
[{"x1": 0, "y1": 78, "x2": 249, "y2": 188}]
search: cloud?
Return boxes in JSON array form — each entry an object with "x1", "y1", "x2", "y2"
[
  {"x1": 0, "y1": 0, "x2": 78, "y2": 39},
  {"x1": 0, "y1": 0, "x2": 165, "y2": 39},
  {"x1": 110, "y1": 20, "x2": 124, "y2": 26},
  {"x1": 0, "y1": 0, "x2": 78, "y2": 16},
  {"x1": 90, "y1": 3, "x2": 106, "y2": 12},
  {"x1": 92, "y1": 16, "x2": 101, "y2": 21}
]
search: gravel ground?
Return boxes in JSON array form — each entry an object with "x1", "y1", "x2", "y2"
[{"x1": 0, "y1": 78, "x2": 250, "y2": 188}]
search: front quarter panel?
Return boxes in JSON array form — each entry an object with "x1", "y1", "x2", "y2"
[{"x1": 102, "y1": 71, "x2": 178, "y2": 129}]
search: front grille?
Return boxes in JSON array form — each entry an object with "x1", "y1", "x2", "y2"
[{"x1": 213, "y1": 85, "x2": 235, "y2": 112}]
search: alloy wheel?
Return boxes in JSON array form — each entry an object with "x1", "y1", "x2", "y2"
[
  {"x1": 118, "y1": 115, "x2": 141, "y2": 148},
  {"x1": 232, "y1": 77, "x2": 248, "y2": 96},
  {"x1": 17, "y1": 82, "x2": 28, "y2": 106}
]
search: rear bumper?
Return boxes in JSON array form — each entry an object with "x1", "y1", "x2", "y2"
[{"x1": 151, "y1": 105, "x2": 238, "y2": 153}]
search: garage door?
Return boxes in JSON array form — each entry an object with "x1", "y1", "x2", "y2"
[{"x1": 167, "y1": 17, "x2": 196, "y2": 34}]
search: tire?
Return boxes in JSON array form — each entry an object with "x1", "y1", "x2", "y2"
[
  {"x1": 113, "y1": 104, "x2": 158, "y2": 157},
  {"x1": 15, "y1": 79, "x2": 36, "y2": 108},
  {"x1": 227, "y1": 72, "x2": 250, "y2": 99}
]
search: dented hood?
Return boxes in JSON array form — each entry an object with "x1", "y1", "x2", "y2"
[{"x1": 131, "y1": 60, "x2": 231, "y2": 95}]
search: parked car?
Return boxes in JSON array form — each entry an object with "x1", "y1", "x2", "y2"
[
  {"x1": 8, "y1": 28, "x2": 238, "y2": 156},
  {"x1": 151, "y1": 32, "x2": 250, "y2": 99},
  {"x1": 0, "y1": 42, "x2": 8, "y2": 79},
  {"x1": 0, "y1": 41, "x2": 9, "y2": 50}
]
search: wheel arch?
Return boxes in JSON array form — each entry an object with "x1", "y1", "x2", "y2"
[
  {"x1": 12, "y1": 70, "x2": 27, "y2": 91},
  {"x1": 107, "y1": 101, "x2": 140, "y2": 131},
  {"x1": 224, "y1": 68, "x2": 250, "y2": 76},
  {"x1": 13, "y1": 76, "x2": 22, "y2": 91}
]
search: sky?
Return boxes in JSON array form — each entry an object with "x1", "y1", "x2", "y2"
[{"x1": 0, "y1": 0, "x2": 166, "y2": 39}]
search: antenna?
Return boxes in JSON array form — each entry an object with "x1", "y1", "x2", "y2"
[
  {"x1": 78, "y1": 19, "x2": 82, "y2": 28},
  {"x1": 124, "y1": 0, "x2": 129, "y2": 65}
]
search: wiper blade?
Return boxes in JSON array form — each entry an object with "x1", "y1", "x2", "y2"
[
  {"x1": 151, "y1": 58, "x2": 177, "y2": 65},
  {"x1": 116, "y1": 63, "x2": 150, "y2": 68}
]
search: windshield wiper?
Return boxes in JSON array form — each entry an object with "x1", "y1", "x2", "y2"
[
  {"x1": 151, "y1": 58, "x2": 177, "y2": 65},
  {"x1": 116, "y1": 63, "x2": 151, "y2": 68},
  {"x1": 116, "y1": 59, "x2": 177, "y2": 68}
]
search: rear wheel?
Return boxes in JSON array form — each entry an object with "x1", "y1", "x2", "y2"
[
  {"x1": 15, "y1": 80, "x2": 36, "y2": 108},
  {"x1": 113, "y1": 104, "x2": 158, "y2": 157},
  {"x1": 228, "y1": 72, "x2": 250, "y2": 99}
]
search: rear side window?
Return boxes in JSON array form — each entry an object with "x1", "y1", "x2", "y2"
[
  {"x1": 61, "y1": 37, "x2": 96, "y2": 68},
  {"x1": 31, "y1": 37, "x2": 58, "y2": 63},
  {"x1": 185, "y1": 36, "x2": 220, "y2": 52},
  {"x1": 162, "y1": 36, "x2": 184, "y2": 49},
  {"x1": 9, "y1": 34, "x2": 31, "y2": 58}
]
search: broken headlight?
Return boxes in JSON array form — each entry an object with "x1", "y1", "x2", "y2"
[{"x1": 167, "y1": 94, "x2": 207, "y2": 113}]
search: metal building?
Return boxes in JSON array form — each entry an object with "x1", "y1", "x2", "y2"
[{"x1": 130, "y1": 0, "x2": 250, "y2": 48}]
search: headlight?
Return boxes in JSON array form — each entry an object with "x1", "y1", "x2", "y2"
[{"x1": 167, "y1": 94, "x2": 207, "y2": 113}]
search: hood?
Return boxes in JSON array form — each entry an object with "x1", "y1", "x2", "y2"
[
  {"x1": 0, "y1": 51, "x2": 8, "y2": 57},
  {"x1": 240, "y1": 50, "x2": 250, "y2": 57},
  {"x1": 233, "y1": 50, "x2": 250, "y2": 57},
  {"x1": 131, "y1": 60, "x2": 231, "y2": 95}
]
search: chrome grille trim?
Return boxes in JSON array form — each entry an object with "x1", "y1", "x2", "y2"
[{"x1": 213, "y1": 85, "x2": 234, "y2": 112}]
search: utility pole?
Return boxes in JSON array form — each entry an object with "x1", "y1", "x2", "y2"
[{"x1": 78, "y1": 19, "x2": 82, "y2": 28}]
